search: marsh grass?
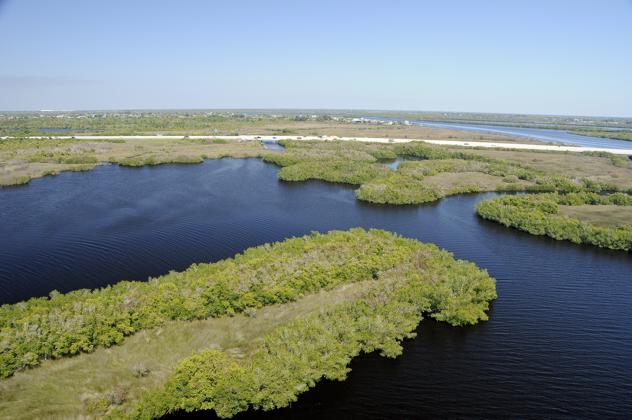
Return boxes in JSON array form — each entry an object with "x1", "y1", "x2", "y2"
[
  {"x1": 0, "y1": 282, "x2": 373, "y2": 419},
  {"x1": 476, "y1": 193, "x2": 632, "y2": 250},
  {"x1": 559, "y1": 205, "x2": 632, "y2": 227},
  {"x1": 422, "y1": 171, "x2": 517, "y2": 194},
  {"x1": 0, "y1": 139, "x2": 264, "y2": 186},
  {"x1": 0, "y1": 280, "x2": 373, "y2": 418},
  {"x1": 446, "y1": 148, "x2": 632, "y2": 191}
]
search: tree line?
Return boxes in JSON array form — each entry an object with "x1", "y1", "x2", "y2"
[
  {"x1": 0, "y1": 229, "x2": 422, "y2": 378},
  {"x1": 119, "y1": 233, "x2": 496, "y2": 418},
  {"x1": 476, "y1": 192, "x2": 632, "y2": 251}
]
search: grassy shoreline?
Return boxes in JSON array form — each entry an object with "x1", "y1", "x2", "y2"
[
  {"x1": 1, "y1": 135, "x2": 630, "y2": 417},
  {"x1": 0, "y1": 281, "x2": 374, "y2": 419},
  {"x1": 0, "y1": 229, "x2": 496, "y2": 418},
  {"x1": 475, "y1": 192, "x2": 632, "y2": 251},
  {"x1": 0, "y1": 137, "x2": 265, "y2": 187}
]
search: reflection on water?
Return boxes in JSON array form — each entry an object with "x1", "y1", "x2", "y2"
[
  {"x1": 1, "y1": 159, "x2": 630, "y2": 418},
  {"x1": 382, "y1": 157, "x2": 402, "y2": 170},
  {"x1": 261, "y1": 140, "x2": 284, "y2": 151}
]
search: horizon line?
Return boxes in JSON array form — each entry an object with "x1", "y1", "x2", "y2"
[{"x1": 0, "y1": 107, "x2": 630, "y2": 120}]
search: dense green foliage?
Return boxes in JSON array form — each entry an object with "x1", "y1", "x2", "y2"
[
  {"x1": 355, "y1": 157, "x2": 534, "y2": 204},
  {"x1": 264, "y1": 141, "x2": 388, "y2": 185},
  {"x1": 0, "y1": 137, "x2": 83, "y2": 153},
  {"x1": 114, "y1": 155, "x2": 204, "y2": 167},
  {"x1": 124, "y1": 235, "x2": 496, "y2": 418},
  {"x1": 355, "y1": 172, "x2": 444, "y2": 204},
  {"x1": 370, "y1": 146, "x2": 398, "y2": 160},
  {"x1": 0, "y1": 229, "x2": 419, "y2": 378},
  {"x1": 393, "y1": 142, "x2": 458, "y2": 160},
  {"x1": 279, "y1": 160, "x2": 387, "y2": 184},
  {"x1": 265, "y1": 140, "x2": 625, "y2": 206},
  {"x1": 26, "y1": 151, "x2": 99, "y2": 164},
  {"x1": 476, "y1": 193, "x2": 632, "y2": 250}
]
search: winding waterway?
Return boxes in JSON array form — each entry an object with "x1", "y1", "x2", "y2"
[
  {"x1": 1, "y1": 158, "x2": 630, "y2": 418},
  {"x1": 372, "y1": 117, "x2": 632, "y2": 150}
]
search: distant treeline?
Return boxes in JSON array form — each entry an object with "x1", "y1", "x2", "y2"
[
  {"x1": 571, "y1": 129, "x2": 632, "y2": 142},
  {"x1": 362, "y1": 111, "x2": 632, "y2": 131},
  {"x1": 0, "y1": 113, "x2": 279, "y2": 136}
]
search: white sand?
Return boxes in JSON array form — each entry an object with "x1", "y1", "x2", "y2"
[{"x1": 5, "y1": 135, "x2": 632, "y2": 155}]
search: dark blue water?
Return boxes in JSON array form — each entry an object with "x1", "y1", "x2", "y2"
[
  {"x1": 1, "y1": 159, "x2": 631, "y2": 418},
  {"x1": 371, "y1": 117, "x2": 632, "y2": 150}
]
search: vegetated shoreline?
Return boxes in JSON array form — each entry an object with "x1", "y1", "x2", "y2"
[
  {"x1": 266, "y1": 140, "x2": 632, "y2": 203},
  {"x1": 2, "y1": 137, "x2": 631, "y2": 249},
  {"x1": 0, "y1": 229, "x2": 496, "y2": 418},
  {"x1": 476, "y1": 192, "x2": 632, "y2": 251},
  {"x1": 258, "y1": 140, "x2": 632, "y2": 250},
  {"x1": 1, "y1": 138, "x2": 630, "y2": 417},
  {"x1": 2, "y1": 135, "x2": 632, "y2": 188},
  {"x1": 0, "y1": 136, "x2": 265, "y2": 188},
  {"x1": 571, "y1": 129, "x2": 632, "y2": 142}
]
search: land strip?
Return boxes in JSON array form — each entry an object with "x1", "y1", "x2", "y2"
[
  {"x1": 0, "y1": 229, "x2": 496, "y2": 418},
  {"x1": 0, "y1": 281, "x2": 372, "y2": 419},
  {"x1": 5, "y1": 135, "x2": 632, "y2": 155}
]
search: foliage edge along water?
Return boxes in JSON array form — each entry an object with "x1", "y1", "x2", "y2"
[
  {"x1": 1, "y1": 137, "x2": 631, "y2": 418},
  {"x1": 0, "y1": 228, "x2": 496, "y2": 418}
]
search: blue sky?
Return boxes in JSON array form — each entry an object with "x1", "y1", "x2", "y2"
[{"x1": 1, "y1": 0, "x2": 631, "y2": 116}]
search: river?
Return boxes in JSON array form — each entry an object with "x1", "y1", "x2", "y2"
[
  {"x1": 371, "y1": 117, "x2": 632, "y2": 150},
  {"x1": 0, "y1": 158, "x2": 630, "y2": 418}
]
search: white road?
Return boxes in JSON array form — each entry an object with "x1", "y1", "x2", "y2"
[{"x1": 5, "y1": 134, "x2": 632, "y2": 155}]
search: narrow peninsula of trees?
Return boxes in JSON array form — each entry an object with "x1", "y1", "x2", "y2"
[
  {"x1": 476, "y1": 192, "x2": 632, "y2": 251},
  {"x1": 124, "y1": 229, "x2": 496, "y2": 418},
  {"x1": 0, "y1": 229, "x2": 496, "y2": 417}
]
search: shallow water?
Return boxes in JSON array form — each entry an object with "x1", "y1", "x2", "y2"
[
  {"x1": 261, "y1": 140, "x2": 284, "y2": 151},
  {"x1": 1, "y1": 159, "x2": 630, "y2": 418}
]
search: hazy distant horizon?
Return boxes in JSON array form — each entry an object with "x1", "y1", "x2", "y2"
[
  {"x1": 1, "y1": 0, "x2": 631, "y2": 117},
  {"x1": 1, "y1": 107, "x2": 630, "y2": 120}
]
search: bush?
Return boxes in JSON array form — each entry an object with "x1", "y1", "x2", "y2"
[
  {"x1": 356, "y1": 173, "x2": 442, "y2": 204},
  {"x1": 278, "y1": 160, "x2": 387, "y2": 185},
  {"x1": 0, "y1": 229, "x2": 421, "y2": 378},
  {"x1": 476, "y1": 193, "x2": 632, "y2": 251},
  {"x1": 115, "y1": 155, "x2": 203, "y2": 167},
  {"x1": 129, "y1": 240, "x2": 496, "y2": 418}
]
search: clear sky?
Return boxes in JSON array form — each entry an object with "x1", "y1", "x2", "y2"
[{"x1": 1, "y1": 0, "x2": 631, "y2": 116}]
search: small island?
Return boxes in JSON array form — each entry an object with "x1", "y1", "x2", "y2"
[
  {"x1": 0, "y1": 229, "x2": 496, "y2": 418},
  {"x1": 476, "y1": 192, "x2": 632, "y2": 250}
]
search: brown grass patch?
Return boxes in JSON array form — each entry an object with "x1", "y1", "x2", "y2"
[
  {"x1": 0, "y1": 281, "x2": 373, "y2": 419},
  {"x1": 422, "y1": 171, "x2": 505, "y2": 193},
  {"x1": 559, "y1": 205, "x2": 632, "y2": 227},
  {"x1": 446, "y1": 148, "x2": 632, "y2": 190}
]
